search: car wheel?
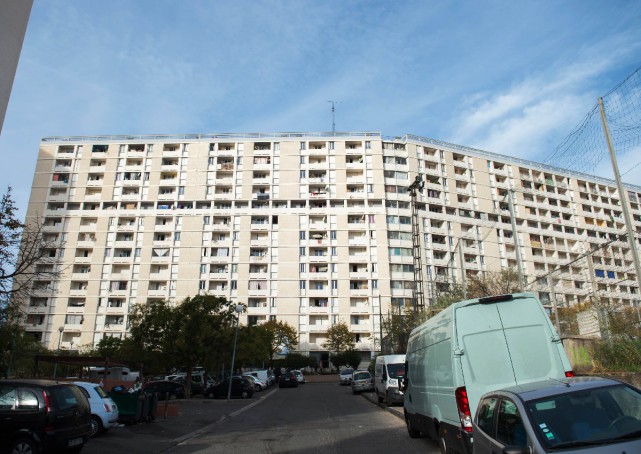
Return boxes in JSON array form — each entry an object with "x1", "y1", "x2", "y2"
[
  {"x1": 241, "y1": 391, "x2": 249, "y2": 399},
  {"x1": 11, "y1": 437, "x2": 38, "y2": 454},
  {"x1": 90, "y1": 415, "x2": 103, "y2": 437},
  {"x1": 405, "y1": 414, "x2": 421, "y2": 439}
]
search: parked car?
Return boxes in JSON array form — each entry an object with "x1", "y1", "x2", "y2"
[
  {"x1": 205, "y1": 376, "x2": 254, "y2": 399},
  {"x1": 74, "y1": 381, "x2": 119, "y2": 437},
  {"x1": 292, "y1": 370, "x2": 305, "y2": 384},
  {"x1": 141, "y1": 380, "x2": 185, "y2": 400},
  {"x1": 339, "y1": 368, "x2": 354, "y2": 385},
  {"x1": 0, "y1": 379, "x2": 92, "y2": 454},
  {"x1": 351, "y1": 370, "x2": 374, "y2": 394},
  {"x1": 173, "y1": 377, "x2": 205, "y2": 396},
  {"x1": 242, "y1": 373, "x2": 267, "y2": 391},
  {"x1": 243, "y1": 370, "x2": 273, "y2": 387},
  {"x1": 473, "y1": 376, "x2": 641, "y2": 453},
  {"x1": 278, "y1": 371, "x2": 299, "y2": 388}
]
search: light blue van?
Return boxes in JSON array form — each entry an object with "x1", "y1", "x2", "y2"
[{"x1": 403, "y1": 293, "x2": 573, "y2": 454}]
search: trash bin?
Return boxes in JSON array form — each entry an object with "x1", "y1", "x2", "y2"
[{"x1": 109, "y1": 391, "x2": 142, "y2": 424}]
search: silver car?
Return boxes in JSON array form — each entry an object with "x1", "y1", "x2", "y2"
[
  {"x1": 351, "y1": 370, "x2": 374, "y2": 394},
  {"x1": 473, "y1": 376, "x2": 641, "y2": 453}
]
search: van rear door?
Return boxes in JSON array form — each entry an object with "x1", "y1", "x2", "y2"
[{"x1": 455, "y1": 294, "x2": 568, "y2": 415}]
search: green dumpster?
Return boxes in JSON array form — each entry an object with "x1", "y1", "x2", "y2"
[{"x1": 109, "y1": 391, "x2": 142, "y2": 424}]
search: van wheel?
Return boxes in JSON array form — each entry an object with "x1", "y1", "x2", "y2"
[
  {"x1": 439, "y1": 432, "x2": 454, "y2": 454},
  {"x1": 11, "y1": 437, "x2": 38, "y2": 454},
  {"x1": 385, "y1": 392, "x2": 393, "y2": 406},
  {"x1": 405, "y1": 415, "x2": 421, "y2": 438}
]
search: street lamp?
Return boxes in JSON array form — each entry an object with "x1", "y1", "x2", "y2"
[
  {"x1": 227, "y1": 304, "x2": 244, "y2": 401},
  {"x1": 52, "y1": 326, "x2": 63, "y2": 379}
]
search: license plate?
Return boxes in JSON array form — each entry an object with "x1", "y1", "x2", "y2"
[{"x1": 68, "y1": 438, "x2": 83, "y2": 447}]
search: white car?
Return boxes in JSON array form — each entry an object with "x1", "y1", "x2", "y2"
[
  {"x1": 339, "y1": 368, "x2": 354, "y2": 385},
  {"x1": 292, "y1": 370, "x2": 305, "y2": 384},
  {"x1": 74, "y1": 381, "x2": 119, "y2": 436},
  {"x1": 242, "y1": 373, "x2": 267, "y2": 391}
]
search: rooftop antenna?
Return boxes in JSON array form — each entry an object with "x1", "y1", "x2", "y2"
[{"x1": 327, "y1": 101, "x2": 341, "y2": 135}]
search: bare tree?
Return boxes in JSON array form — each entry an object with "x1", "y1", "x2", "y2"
[{"x1": 0, "y1": 187, "x2": 62, "y2": 312}]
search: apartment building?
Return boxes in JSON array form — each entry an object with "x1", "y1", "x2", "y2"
[{"x1": 23, "y1": 132, "x2": 641, "y2": 359}]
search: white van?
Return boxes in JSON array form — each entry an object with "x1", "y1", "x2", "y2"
[
  {"x1": 374, "y1": 354, "x2": 406, "y2": 405},
  {"x1": 403, "y1": 293, "x2": 573, "y2": 454}
]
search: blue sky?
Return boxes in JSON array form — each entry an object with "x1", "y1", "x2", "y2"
[{"x1": 2, "y1": 0, "x2": 641, "y2": 216}]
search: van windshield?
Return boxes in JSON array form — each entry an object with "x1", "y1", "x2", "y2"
[{"x1": 387, "y1": 363, "x2": 405, "y2": 378}]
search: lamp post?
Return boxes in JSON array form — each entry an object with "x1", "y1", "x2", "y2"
[
  {"x1": 227, "y1": 304, "x2": 244, "y2": 401},
  {"x1": 52, "y1": 326, "x2": 63, "y2": 379}
]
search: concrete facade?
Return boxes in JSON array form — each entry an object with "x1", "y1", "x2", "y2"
[{"x1": 22, "y1": 132, "x2": 641, "y2": 359}]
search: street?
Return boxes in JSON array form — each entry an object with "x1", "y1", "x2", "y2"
[{"x1": 84, "y1": 382, "x2": 441, "y2": 454}]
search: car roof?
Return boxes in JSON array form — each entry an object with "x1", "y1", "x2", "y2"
[
  {"x1": 485, "y1": 376, "x2": 624, "y2": 401},
  {"x1": 0, "y1": 378, "x2": 74, "y2": 387}
]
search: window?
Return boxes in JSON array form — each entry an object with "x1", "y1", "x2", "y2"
[
  {"x1": 496, "y1": 399, "x2": 526, "y2": 446},
  {"x1": 299, "y1": 281, "x2": 306, "y2": 290},
  {"x1": 300, "y1": 231, "x2": 306, "y2": 240},
  {"x1": 300, "y1": 247, "x2": 306, "y2": 256},
  {"x1": 476, "y1": 397, "x2": 497, "y2": 435},
  {"x1": 300, "y1": 263, "x2": 306, "y2": 272}
]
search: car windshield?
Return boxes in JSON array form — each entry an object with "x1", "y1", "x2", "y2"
[
  {"x1": 341, "y1": 368, "x2": 354, "y2": 376},
  {"x1": 387, "y1": 363, "x2": 405, "y2": 379},
  {"x1": 354, "y1": 372, "x2": 370, "y2": 380},
  {"x1": 526, "y1": 383, "x2": 641, "y2": 448}
]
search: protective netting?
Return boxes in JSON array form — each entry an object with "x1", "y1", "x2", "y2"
[{"x1": 542, "y1": 66, "x2": 641, "y2": 177}]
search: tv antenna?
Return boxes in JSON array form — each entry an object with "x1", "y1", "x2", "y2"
[{"x1": 328, "y1": 101, "x2": 341, "y2": 134}]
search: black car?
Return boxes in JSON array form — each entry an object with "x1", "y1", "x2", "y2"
[
  {"x1": 0, "y1": 379, "x2": 92, "y2": 454},
  {"x1": 141, "y1": 380, "x2": 185, "y2": 400},
  {"x1": 205, "y1": 376, "x2": 254, "y2": 399},
  {"x1": 278, "y1": 371, "x2": 299, "y2": 388}
]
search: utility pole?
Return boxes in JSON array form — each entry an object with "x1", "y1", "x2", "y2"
[
  {"x1": 507, "y1": 189, "x2": 525, "y2": 292},
  {"x1": 598, "y1": 98, "x2": 641, "y2": 320},
  {"x1": 458, "y1": 240, "x2": 467, "y2": 299}
]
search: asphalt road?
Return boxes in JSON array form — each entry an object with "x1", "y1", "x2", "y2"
[{"x1": 83, "y1": 382, "x2": 441, "y2": 454}]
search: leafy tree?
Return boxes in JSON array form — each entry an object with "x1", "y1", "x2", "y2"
[
  {"x1": 331, "y1": 350, "x2": 362, "y2": 369},
  {"x1": 323, "y1": 322, "x2": 354, "y2": 354},
  {"x1": 128, "y1": 295, "x2": 241, "y2": 396},
  {"x1": 257, "y1": 319, "x2": 298, "y2": 367},
  {"x1": 467, "y1": 268, "x2": 522, "y2": 297}
]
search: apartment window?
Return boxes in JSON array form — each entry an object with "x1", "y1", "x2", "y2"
[
  {"x1": 174, "y1": 232, "x2": 181, "y2": 241},
  {"x1": 200, "y1": 264, "x2": 207, "y2": 274},
  {"x1": 231, "y1": 280, "x2": 237, "y2": 290},
  {"x1": 330, "y1": 230, "x2": 336, "y2": 240},
  {"x1": 300, "y1": 247, "x2": 306, "y2": 256},
  {"x1": 134, "y1": 248, "x2": 141, "y2": 257},
  {"x1": 300, "y1": 156, "x2": 306, "y2": 164},
  {"x1": 203, "y1": 216, "x2": 210, "y2": 225},
  {"x1": 329, "y1": 142, "x2": 335, "y2": 150},
  {"x1": 372, "y1": 280, "x2": 378, "y2": 289},
  {"x1": 331, "y1": 247, "x2": 337, "y2": 256},
  {"x1": 300, "y1": 231, "x2": 306, "y2": 240},
  {"x1": 300, "y1": 170, "x2": 306, "y2": 179},
  {"x1": 300, "y1": 263, "x2": 306, "y2": 272},
  {"x1": 332, "y1": 280, "x2": 338, "y2": 290},
  {"x1": 300, "y1": 142, "x2": 306, "y2": 150},
  {"x1": 300, "y1": 281, "x2": 306, "y2": 290},
  {"x1": 199, "y1": 281, "x2": 205, "y2": 290},
  {"x1": 365, "y1": 141, "x2": 371, "y2": 149}
]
